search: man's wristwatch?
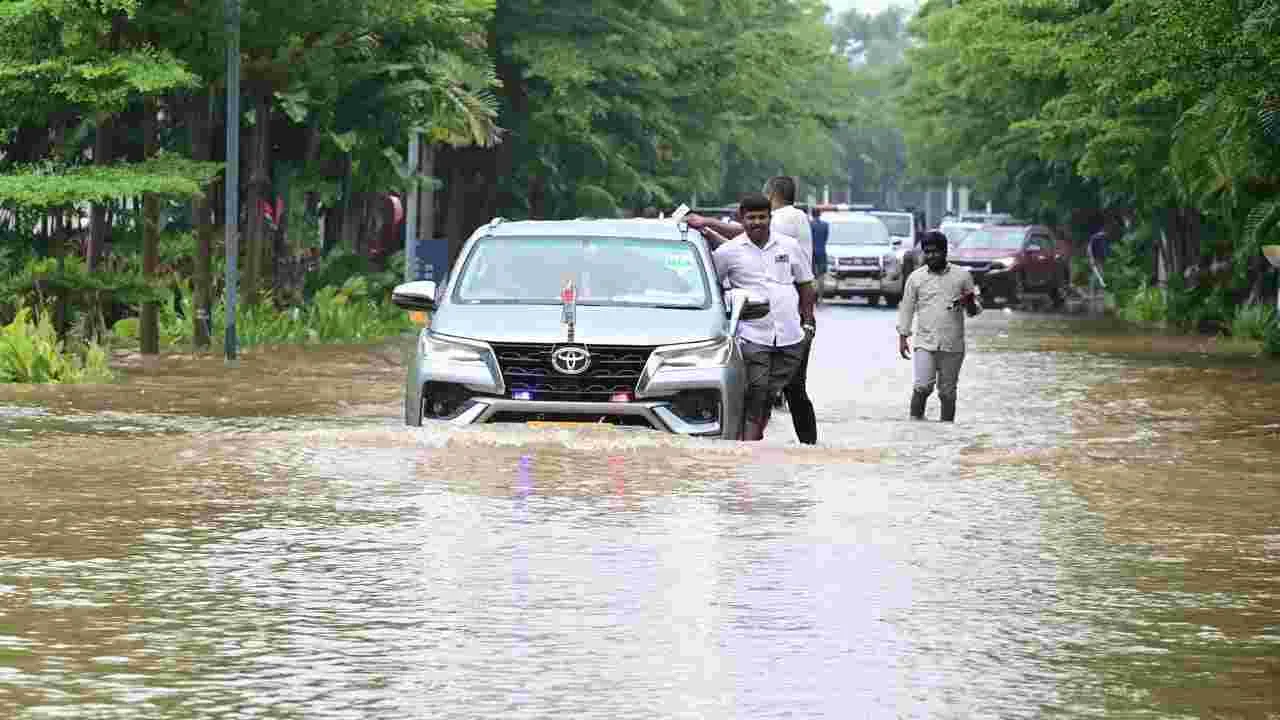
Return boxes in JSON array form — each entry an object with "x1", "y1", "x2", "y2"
[{"x1": 802, "y1": 322, "x2": 816, "y2": 334}]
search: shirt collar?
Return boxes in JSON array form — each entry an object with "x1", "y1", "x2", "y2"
[{"x1": 927, "y1": 263, "x2": 953, "y2": 275}]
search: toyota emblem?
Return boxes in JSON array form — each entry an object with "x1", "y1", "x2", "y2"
[{"x1": 551, "y1": 346, "x2": 591, "y2": 375}]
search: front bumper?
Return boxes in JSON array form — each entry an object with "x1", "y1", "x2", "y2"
[
  {"x1": 444, "y1": 397, "x2": 724, "y2": 435},
  {"x1": 822, "y1": 268, "x2": 904, "y2": 296},
  {"x1": 405, "y1": 338, "x2": 745, "y2": 439}
]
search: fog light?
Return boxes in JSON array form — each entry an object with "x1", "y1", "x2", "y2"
[
  {"x1": 513, "y1": 390, "x2": 533, "y2": 400},
  {"x1": 610, "y1": 392, "x2": 633, "y2": 403}
]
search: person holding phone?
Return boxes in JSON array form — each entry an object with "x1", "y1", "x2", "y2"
[{"x1": 896, "y1": 230, "x2": 982, "y2": 422}]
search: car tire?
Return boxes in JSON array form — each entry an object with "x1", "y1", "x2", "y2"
[
  {"x1": 867, "y1": 294, "x2": 881, "y2": 306},
  {"x1": 1008, "y1": 273, "x2": 1024, "y2": 305},
  {"x1": 885, "y1": 294, "x2": 901, "y2": 308}
]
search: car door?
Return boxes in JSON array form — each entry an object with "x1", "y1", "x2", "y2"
[{"x1": 1023, "y1": 232, "x2": 1052, "y2": 288}]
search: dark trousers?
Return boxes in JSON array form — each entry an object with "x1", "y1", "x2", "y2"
[{"x1": 782, "y1": 338, "x2": 817, "y2": 444}]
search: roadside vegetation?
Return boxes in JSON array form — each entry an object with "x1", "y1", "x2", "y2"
[
  {"x1": 898, "y1": 0, "x2": 1280, "y2": 356},
  {"x1": 0, "y1": 0, "x2": 888, "y2": 382}
]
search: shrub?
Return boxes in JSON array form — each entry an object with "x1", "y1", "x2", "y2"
[
  {"x1": 1120, "y1": 284, "x2": 1167, "y2": 326},
  {"x1": 1265, "y1": 316, "x2": 1280, "y2": 357},
  {"x1": 0, "y1": 305, "x2": 113, "y2": 383},
  {"x1": 1228, "y1": 303, "x2": 1275, "y2": 341}
]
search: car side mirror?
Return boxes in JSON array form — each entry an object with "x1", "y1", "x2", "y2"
[
  {"x1": 391, "y1": 280, "x2": 438, "y2": 311},
  {"x1": 725, "y1": 289, "x2": 770, "y2": 336}
]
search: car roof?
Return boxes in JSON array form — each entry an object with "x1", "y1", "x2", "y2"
[{"x1": 479, "y1": 218, "x2": 696, "y2": 243}]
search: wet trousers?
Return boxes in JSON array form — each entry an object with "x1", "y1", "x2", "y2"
[{"x1": 912, "y1": 349, "x2": 964, "y2": 398}]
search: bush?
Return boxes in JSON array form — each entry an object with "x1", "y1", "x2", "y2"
[
  {"x1": 1265, "y1": 316, "x2": 1280, "y2": 357},
  {"x1": 0, "y1": 305, "x2": 113, "y2": 383},
  {"x1": 1228, "y1": 303, "x2": 1276, "y2": 341},
  {"x1": 1120, "y1": 284, "x2": 1167, "y2": 326},
  {"x1": 149, "y1": 274, "x2": 414, "y2": 350}
]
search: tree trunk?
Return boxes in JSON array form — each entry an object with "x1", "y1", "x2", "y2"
[
  {"x1": 243, "y1": 91, "x2": 273, "y2": 304},
  {"x1": 445, "y1": 163, "x2": 467, "y2": 264},
  {"x1": 189, "y1": 90, "x2": 214, "y2": 350},
  {"x1": 88, "y1": 114, "x2": 113, "y2": 271},
  {"x1": 140, "y1": 97, "x2": 161, "y2": 355}
]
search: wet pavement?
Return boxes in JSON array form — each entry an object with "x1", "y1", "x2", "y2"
[{"x1": 1, "y1": 301, "x2": 1277, "y2": 718}]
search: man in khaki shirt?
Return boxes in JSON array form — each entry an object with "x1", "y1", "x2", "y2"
[{"x1": 896, "y1": 231, "x2": 982, "y2": 421}]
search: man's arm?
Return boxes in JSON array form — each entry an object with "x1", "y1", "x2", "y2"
[
  {"x1": 896, "y1": 274, "x2": 918, "y2": 359},
  {"x1": 686, "y1": 214, "x2": 743, "y2": 248},
  {"x1": 791, "y1": 245, "x2": 817, "y2": 337},
  {"x1": 961, "y1": 271, "x2": 982, "y2": 316},
  {"x1": 797, "y1": 281, "x2": 816, "y2": 328}
]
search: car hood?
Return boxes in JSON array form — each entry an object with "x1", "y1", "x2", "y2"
[
  {"x1": 430, "y1": 304, "x2": 726, "y2": 345},
  {"x1": 827, "y1": 244, "x2": 893, "y2": 255},
  {"x1": 951, "y1": 248, "x2": 1012, "y2": 261}
]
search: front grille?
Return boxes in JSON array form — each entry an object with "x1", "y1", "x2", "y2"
[
  {"x1": 837, "y1": 256, "x2": 880, "y2": 267},
  {"x1": 489, "y1": 342, "x2": 656, "y2": 402},
  {"x1": 834, "y1": 269, "x2": 882, "y2": 279}
]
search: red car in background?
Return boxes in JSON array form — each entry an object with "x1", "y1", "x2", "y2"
[{"x1": 946, "y1": 224, "x2": 1070, "y2": 305}]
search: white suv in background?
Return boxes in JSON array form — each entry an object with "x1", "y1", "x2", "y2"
[{"x1": 819, "y1": 212, "x2": 912, "y2": 307}]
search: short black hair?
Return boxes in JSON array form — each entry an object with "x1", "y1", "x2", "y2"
[
  {"x1": 739, "y1": 192, "x2": 771, "y2": 215},
  {"x1": 764, "y1": 176, "x2": 797, "y2": 204},
  {"x1": 922, "y1": 230, "x2": 948, "y2": 250}
]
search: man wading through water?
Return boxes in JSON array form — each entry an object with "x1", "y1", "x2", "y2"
[
  {"x1": 685, "y1": 176, "x2": 819, "y2": 444},
  {"x1": 699, "y1": 193, "x2": 816, "y2": 441},
  {"x1": 897, "y1": 230, "x2": 981, "y2": 421}
]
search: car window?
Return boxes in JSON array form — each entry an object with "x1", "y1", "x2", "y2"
[
  {"x1": 868, "y1": 213, "x2": 913, "y2": 237},
  {"x1": 453, "y1": 236, "x2": 710, "y2": 308},
  {"x1": 956, "y1": 228, "x2": 1025, "y2": 250},
  {"x1": 827, "y1": 221, "x2": 889, "y2": 246},
  {"x1": 1027, "y1": 233, "x2": 1050, "y2": 251}
]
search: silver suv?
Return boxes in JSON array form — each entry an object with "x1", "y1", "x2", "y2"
[{"x1": 390, "y1": 217, "x2": 768, "y2": 438}]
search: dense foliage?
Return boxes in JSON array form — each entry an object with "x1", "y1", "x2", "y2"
[{"x1": 898, "y1": 0, "x2": 1280, "y2": 340}]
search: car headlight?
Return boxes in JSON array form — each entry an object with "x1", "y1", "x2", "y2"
[
  {"x1": 990, "y1": 256, "x2": 1018, "y2": 270},
  {"x1": 651, "y1": 337, "x2": 734, "y2": 370},
  {"x1": 420, "y1": 332, "x2": 491, "y2": 364}
]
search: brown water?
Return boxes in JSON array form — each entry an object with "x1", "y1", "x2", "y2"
[{"x1": 1, "y1": 305, "x2": 1277, "y2": 719}]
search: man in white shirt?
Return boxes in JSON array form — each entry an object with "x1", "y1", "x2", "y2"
[
  {"x1": 704, "y1": 193, "x2": 817, "y2": 441},
  {"x1": 684, "y1": 176, "x2": 819, "y2": 444},
  {"x1": 896, "y1": 230, "x2": 982, "y2": 421}
]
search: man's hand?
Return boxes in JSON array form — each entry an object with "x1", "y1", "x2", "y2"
[
  {"x1": 802, "y1": 320, "x2": 816, "y2": 343},
  {"x1": 684, "y1": 213, "x2": 707, "y2": 229},
  {"x1": 898, "y1": 334, "x2": 911, "y2": 359}
]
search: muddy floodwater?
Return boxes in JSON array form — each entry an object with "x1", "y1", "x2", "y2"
[{"x1": 1, "y1": 304, "x2": 1277, "y2": 719}]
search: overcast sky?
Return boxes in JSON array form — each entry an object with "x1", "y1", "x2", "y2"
[{"x1": 825, "y1": 0, "x2": 918, "y2": 20}]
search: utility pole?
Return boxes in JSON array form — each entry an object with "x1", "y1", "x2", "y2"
[
  {"x1": 224, "y1": 0, "x2": 240, "y2": 361},
  {"x1": 404, "y1": 131, "x2": 419, "y2": 282}
]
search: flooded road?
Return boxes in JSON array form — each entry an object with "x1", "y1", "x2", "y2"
[{"x1": 1, "y1": 303, "x2": 1277, "y2": 719}]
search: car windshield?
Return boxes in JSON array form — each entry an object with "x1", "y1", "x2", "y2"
[
  {"x1": 453, "y1": 236, "x2": 710, "y2": 307},
  {"x1": 957, "y1": 228, "x2": 1025, "y2": 250},
  {"x1": 869, "y1": 213, "x2": 913, "y2": 237},
  {"x1": 827, "y1": 222, "x2": 888, "y2": 246}
]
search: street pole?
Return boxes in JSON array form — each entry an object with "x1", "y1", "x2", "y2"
[
  {"x1": 224, "y1": 0, "x2": 240, "y2": 361},
  {"x1": 405, "y1": 131, "x2": 419, "y2": 282}
]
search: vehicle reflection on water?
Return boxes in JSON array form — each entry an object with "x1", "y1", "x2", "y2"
[{"x1": 0, "y1": 306, "x2": 1276, "y2": 718}]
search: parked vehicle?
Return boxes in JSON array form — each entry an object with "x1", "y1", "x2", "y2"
[
  {"x1": 938, "y1": 220, "x2": 984, "y2": 250},
  {"x1": 948, "y1": 224, "x2": 1070, "y2": 304},
  {"x1": 390, "y1": 217, "x2": 771, "y2": 438},
  {"x1": 819, "y1": 211, "x2": 912, "y2": 307}
]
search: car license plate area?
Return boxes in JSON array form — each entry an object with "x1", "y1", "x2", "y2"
[{"x1": 840, "y1": 278, "x2": 878, "y2": 289}]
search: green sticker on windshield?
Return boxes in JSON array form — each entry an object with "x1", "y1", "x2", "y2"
[{"x1": 665, "y1": 253, "x2": 694, "y2": 272}]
